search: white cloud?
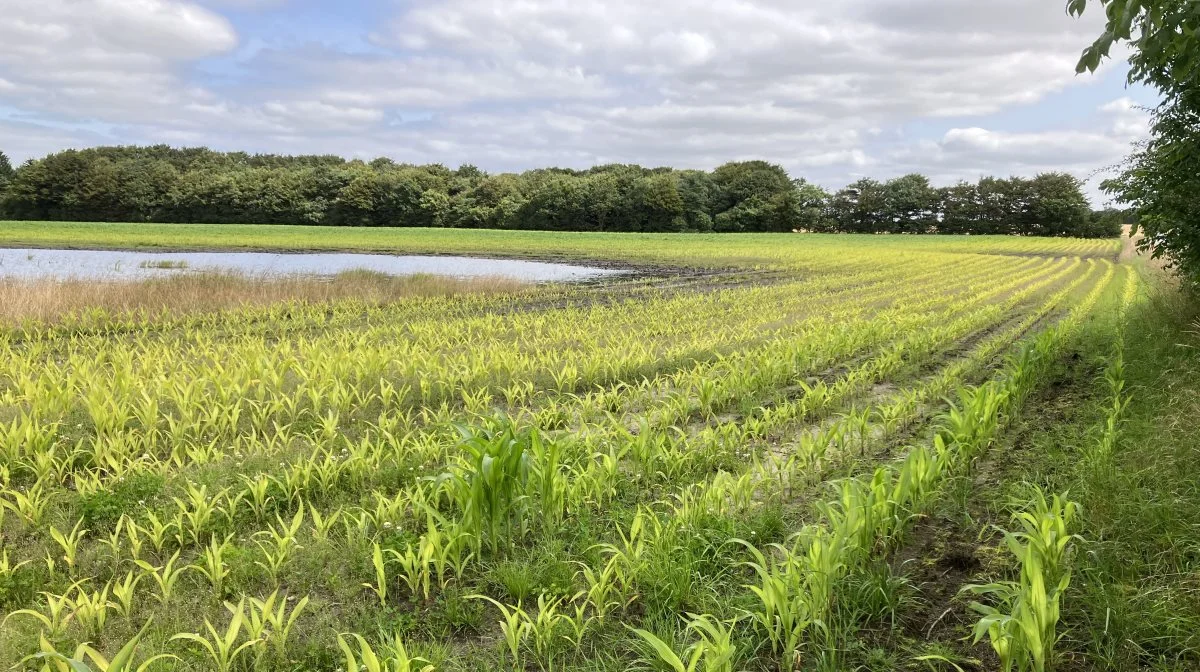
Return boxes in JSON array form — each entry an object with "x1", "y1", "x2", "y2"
[
  {"x1": 0, "y1": 0, "x2": 1151, "y2": 199},
  {"x1": 938, "y1": 127, "x2": 1119, "y2": 163},
  {"x1": 1100, "y1": 96, "x2": 1152, "y2": 137},
  {"x1": 648, "y1": 31, "x2": 716, "y2": 68},
  {"x1": 930, "y1": 99, "x2": 1149, "y2": 170},
  {"x1": 0, "y1": 118, "x2": 112, "y2": 165},
  {"x1": 877, "y1": 99, "x2": 1150, "y2": 203},
  {"x1": 0, "y1": 0, "x2": 237, "y2": 129},
  {"x1": 371, "y1": 0, "x2": 1107, "y2": 120},
  {"x1": 195, "y1": 0, "x2": 285, "y2": 8},
  {"x1": 261, "y1": 100, "x2": 385, "y2": 130},
  {"x1": 0, "y1": 0, "x2": 236, "y2": 61},
  {"x1": 91, "y1": 0, "x2": 237, "y2": 58}
]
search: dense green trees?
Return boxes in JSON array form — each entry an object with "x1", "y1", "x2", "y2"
[
  {"x1": 824, "y1": 173, "x2": 1107, "y2": 237},
  {"x1": 1070, "y1": 0, "x2": 1200, "y2": 283},
  {"x1": 0, "y1": 151, "x2": 12, "y2": 191},
  {"x1": 0, "y1": 145, "x2": 1117, "y2": 237}
]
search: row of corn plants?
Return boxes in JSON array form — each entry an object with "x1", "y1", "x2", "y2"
[
  {"x1": 616, "y1": 261, "x2": 1116, "y2": 671},
  {"x1": 0, "y1": 242, "x2": 1118, "y2": 670},
  {"x1": 959, "y1": 266, "x2": 1139, "y2": 672},
  {"x1": 407, "y1": 261, "x2": 1113, "y2": 669}
]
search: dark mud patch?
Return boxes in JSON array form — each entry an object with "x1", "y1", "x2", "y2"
[{"x1": 890, "y1": 513, "x2": 1005, "y2": 671}]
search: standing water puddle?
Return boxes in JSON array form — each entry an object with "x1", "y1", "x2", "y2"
[{"x1": 0, "y1": 248, "x2": 625, "y2": 282}]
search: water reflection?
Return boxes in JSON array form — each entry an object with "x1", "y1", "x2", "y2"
[{"x1": 0, "y1": 248, "x2": 623, "y2": 282}]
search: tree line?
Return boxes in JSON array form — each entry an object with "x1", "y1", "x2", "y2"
[{"x1": 0, "y1": 145, "x2": 1122, "y2": 237}]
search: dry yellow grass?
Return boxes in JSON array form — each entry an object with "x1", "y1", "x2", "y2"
[
  {"x1": 1121, "y1": 224, "x2": 1176, "y2": 283},
  {"x1": 0, "y1": 270, "x2": 526, "y2": 323}
]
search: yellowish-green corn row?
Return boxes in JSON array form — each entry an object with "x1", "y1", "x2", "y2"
[
  {"x1": 0, "y1": 237, "x2": 1123, "y2": 671},
  {"x1": 575, "y1": 257, "x2": 1106, "y2": 532},
  {"x1": 0, "y1": 253, "x2": 971, "y2": 427},
  {"x1": 613, "y1": 261, "x2": 1120, "y2": 672},
  {"x1": 0, "y1": 252, "x2": 1068, "y2": 506},
  {"x1": 0, "y1": 252, "x2": 1043, "y2": 483},
  {"x1": 962, "y1": 266, "x2": 1136, "y2": 672}
]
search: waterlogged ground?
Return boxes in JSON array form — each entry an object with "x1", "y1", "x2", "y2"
[
  {"x1": 0, "y1": 247, "x2": 624, "y2": 282},
  {"x1": 0, "y1": 227, "x2": 1175, "y2": 672}
]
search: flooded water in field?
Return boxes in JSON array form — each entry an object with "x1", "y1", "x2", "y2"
[{"x1": 0, "y1": 248, "x2": 624, "y2": 282}]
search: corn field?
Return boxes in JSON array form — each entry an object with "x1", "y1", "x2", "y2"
[{"x1": 0, "y1": 233, "x2": 1133, "y2": 671}]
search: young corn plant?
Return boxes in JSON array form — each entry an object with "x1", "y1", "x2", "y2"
[
  {"x1": 1086, "y1": 342, "x2": 1131, "y2": 474},
  {"x1": 173, "y1": 482, "x2": 228, "y2": 546},
  {"x1": 309, "y1": 500, "x2": 342, "y2": 543},
  {"x1": 470, "y1": 595, "x2": 533, "y2": 672},
  {"x1": 941, "y1": 383, "x2": 1008, "y2": 466},
  {"x1": 528, "y1": 593, "x2": 570, "y2": 672},
  {"x1": 561, "y1": 598, "x2": 595, "y2": 650},
  {"x1": 390, "y1": 539, "x2": 436, "y2": 602},
  {"x1": 577, "y1": 558, "x2": 625, "y2": 623},
  {"x1": 419, "y1": 514, "x2": 474, "y2": 588},
  {"x1": 3, "y1": 481, "x2": 53, "y2": 527},
  {"x1": 193, "y1": 534, "x2": 233, "y2": 599},
  {"x1": 1, "y1": 548, "x2": 31, "y2": 583},
  {"x1": 254, "y1": 508, "x2": 304, "y2": 583},
  {"x1": 170, "y1": 597, "x2": 259, "y2": 672},
  {"x1": 110, "y1": 570, "x2": 142, "y2": 619},
  {"x1": 3, "y1": 583, "x2": 84, "y2": 638},
  {"x1": 364, "y1": 541, "x2": 391, "y2": 606},
  {"x1": 594, "y1": 506, "x2": 659, "y2": 597},
  {"x1": 97, "y1": 516, "x2": 131, "y2": 567},
  {"x1": 137, "y1": 512, "x2": 177, "y2": 554},
  {"x1": 734, "y1": 539, "x2": 820, "y2": 672},
  {"x1": 67, "y1": 581, "x2": 115, "y2": 641},
  {"x1": 528, "y1": 431, "x2": 570, "y2": 534},
  {"x1": 135, "y1": 550, "x2": 192, "y2": 605},
  {"x1": 628, "y1": 613, "x2": 739, "y2": 672},
  {"x1": 338, "y1": 632, "x2": 436, "y2": 672},
  {"x1": 23, "y1": 620, "x2": 176, "y2": 672},
  {"x1": 962, "y1": 490, "x2": 1081, "y2": 672},
  {"x1": 438, "y1": 420, "x2": 532, "y2": 555},
  {"x1": 242, "y1": 590, "x2": 310, "y2": 659},
  {"x1": 238, "y1": 473, "x2": 275, "y2": 522}
]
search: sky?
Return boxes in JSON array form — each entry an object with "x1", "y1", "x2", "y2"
[{"x1": 0, "y1": 0, "x2": 1159, "y2": 204}]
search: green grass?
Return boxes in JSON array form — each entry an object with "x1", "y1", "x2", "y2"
[
  {"x1": 1049, "y1": 278, "x2": 1200, "y2": 671},
  {"x1": 0, "y1": 220, "x2": 1121, "y2": 266}
]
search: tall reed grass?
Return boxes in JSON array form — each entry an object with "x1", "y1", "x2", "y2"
[{"x1": 0, "y1": 270, "x2": 525, "y2": 323}]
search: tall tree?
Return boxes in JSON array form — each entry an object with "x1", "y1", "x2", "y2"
[
  {"x1": 829, "y1": 179, "x2": 886, "y2": 233},
  {"x1": 789, "y1": 179, "x2": 833, "y2": 232},
  {"x1": 0, "y1": 150, "x2": 13, "y2": 212},
  {"x1": 882, "y1": 174, "x2": 938, "y2": 233},
  {"x1": 939, "y1": 182, "x2": 981, "y2": 234},
  {"x1": 1071, "y1": 1, "x2": 1200, "y2": 283},
  {"x1": 1027, "y1": 173, "x2": 1091, "y2": 237},
  {"x1": 0, "y1": 150, "x2": 13, "y2": 183},
  {"x1": 1071, "y1": 1, "x2": 1200, "y2": 95},
  {"x1": 710, "y1": 160, "x2": 795, "y2": 231}
]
